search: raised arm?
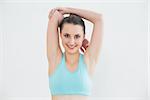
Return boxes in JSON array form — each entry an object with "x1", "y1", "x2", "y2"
[
  {"x1": 56, "y1": 7, "x2": 103, "y2": 64},
  {"x1": 47, "y1": 9, "x2": 63, "y2": 75}
]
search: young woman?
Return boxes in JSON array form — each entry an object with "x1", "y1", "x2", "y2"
[{"x1": 47, "y1": 7, "x2": 103, "y2": 100}]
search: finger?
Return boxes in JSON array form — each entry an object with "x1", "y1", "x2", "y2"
[
  {"x1": 55, "y1": 7, "x2": 62, "y2": 10},
  {"x1": 48, "y1": 10, "x2": 53, "y2": 18},
  {"x1": 59, "y1": 10, "x2": 64, "y2": 15},
  {"x1": 51, "y1": 9, "x2": 55, "y2": 15},
  {"x1": 48, "y1": 9, "x2": 54, "y2": 18},
  {"x1": 55, "y1": 7, "x2": 65, "y2": 13},
  {"x1": 48, "y1": 9, "x2": 57, "y2": 19}
]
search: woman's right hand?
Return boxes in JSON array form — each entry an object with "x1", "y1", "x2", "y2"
[
  {"x1": 48, "y1": 8, "x2": 64, "y2": 25},
  {"x1": 55, "y1": 7, "x2": 70, "y2": 15}
]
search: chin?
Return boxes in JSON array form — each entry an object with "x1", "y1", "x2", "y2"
[{"x1": 65, "y1": 47, "x2": 79, "y2": 54}]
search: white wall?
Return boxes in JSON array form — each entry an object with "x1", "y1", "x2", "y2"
[
  {"x1": 0, "y1": 0, "x2": 148, "y2": 100},
  {"x1": 0, "y1": 4, "x2": 4, "y2": 100}
]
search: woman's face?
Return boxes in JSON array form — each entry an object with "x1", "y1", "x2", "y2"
[{"x1": 60, "y1": 23, "x2": 84, "y2": 54}]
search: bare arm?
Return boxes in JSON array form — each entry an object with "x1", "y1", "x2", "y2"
[{"x1": 47, "y1": 10, "x2": 63, "y2": 75}]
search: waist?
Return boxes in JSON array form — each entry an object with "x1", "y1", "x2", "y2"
[{"x1": 52, "y1": 95, "x2": 89, "y2": 100}]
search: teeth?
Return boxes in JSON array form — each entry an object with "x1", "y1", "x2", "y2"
[
  {"x1": 68, "y1": 46, "x2": 75, "y2": 49},
  {"x1": 67, "y1": 44, "x2": 76, "y2": 49}
]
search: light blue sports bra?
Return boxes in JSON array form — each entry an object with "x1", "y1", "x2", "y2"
[{"x1": 48, "y1": 53, "x2": 92, "y2": 96}]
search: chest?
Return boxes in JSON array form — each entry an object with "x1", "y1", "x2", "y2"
[
  {"x1": 49, "y1": 64, "x2": 92, "y2": 94},
  {"x1": 65, "y1": 62, "x2": 78, "y2": 73}
]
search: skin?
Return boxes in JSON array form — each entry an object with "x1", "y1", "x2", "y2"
[
  {"x1": 52, "y1": 95, "x2": 89, "y2": 100},
  {"x1": 60, "y1": 23, "x2": 85, "y2": 71},
  {"x1": 47, "y1": 7, "x2": 103, "y2": 100}
]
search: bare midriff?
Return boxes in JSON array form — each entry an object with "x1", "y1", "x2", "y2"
[{"x1": 51, "y1": 95, "x2": 89, "y2": 100}]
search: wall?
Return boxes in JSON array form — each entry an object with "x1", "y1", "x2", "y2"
[{"x1": 0, "y1": 0, "x2": 148, "y2": 100}]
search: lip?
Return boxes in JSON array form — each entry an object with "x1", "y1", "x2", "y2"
[{"x1": 67, "y1": 45, "x2": 77, "y2": 49}]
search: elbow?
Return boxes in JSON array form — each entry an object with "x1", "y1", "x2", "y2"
[{"x1": 94, "y1": 13, "x2": 102, "y2": 23}]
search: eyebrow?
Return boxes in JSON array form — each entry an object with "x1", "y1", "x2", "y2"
[{"x1": 64, "y1": 33, "x2": 80, "y2": 36}]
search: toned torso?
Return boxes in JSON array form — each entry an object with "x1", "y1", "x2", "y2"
[{"x1": 52, "y1": 95, "x2": 89, "y2": 100}]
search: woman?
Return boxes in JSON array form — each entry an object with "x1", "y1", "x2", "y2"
[{"x1": 47, "y1": 7, "x2": 103, "y2": 100}]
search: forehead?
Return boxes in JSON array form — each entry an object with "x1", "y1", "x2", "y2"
[{"x1": 61, "y1": 23, "x2": 84, "y2": 35}]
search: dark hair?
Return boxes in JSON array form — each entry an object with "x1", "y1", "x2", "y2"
[{"x1": 59, "y1": 14, "x2": 85, "y2": 34}]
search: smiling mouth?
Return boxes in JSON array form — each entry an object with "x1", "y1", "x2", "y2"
[{"x1": 67, "y1": 45, "x2": 77, "y2": 49}]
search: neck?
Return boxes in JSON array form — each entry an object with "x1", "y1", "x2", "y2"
[{"x1": 65, "y1": 52, "x2": 80, "y2": 65}]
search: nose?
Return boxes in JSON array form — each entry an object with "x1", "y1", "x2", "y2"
[{"x1": 69, "y1": 37, "x2": 75, "y2": 45}]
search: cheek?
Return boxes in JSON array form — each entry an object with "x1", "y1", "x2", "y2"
[
  {"x1": 61, "y1": 36, "x2": 66, "y2": 42},
  {"x1": 61, "y1": 38, "x2": 69, "y2": 48},
  {"x1": 62, "y1": 38, "x2": 68, "y2": 45},
  {"x1": 76, "y1": 40, "x2": 83, "y2": 47}
]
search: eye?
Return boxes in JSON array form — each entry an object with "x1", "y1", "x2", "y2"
[
  {"x1": 75, "y1": 34, "x2": 80, "y2": 39},
  {"x1": 64, "y1": 34, "x2": 70, "y2": 38}
]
